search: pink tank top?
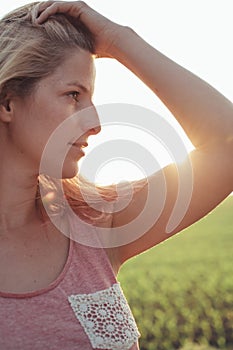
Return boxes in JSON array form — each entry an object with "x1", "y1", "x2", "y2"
[{"x1": 0, "y1": 216, "x2": 140, "y2": 350}]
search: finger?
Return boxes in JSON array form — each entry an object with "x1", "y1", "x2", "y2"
[
  {"x1": 35, "y1": 2, "x2": 64, "y2": 23},
  {"x1": 31, "y1": 1, "x2": 53, "y2": 22},
  {"x1": 35, "y1": 1, "x2": 84, "y2": 24},
  {"x1": 35, "y1": 1, "x2": 57, "y2": 15}
]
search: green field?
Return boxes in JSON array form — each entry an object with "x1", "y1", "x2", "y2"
[{"x1": 118, "y1": 196, "x2": 233, "y2": 350}]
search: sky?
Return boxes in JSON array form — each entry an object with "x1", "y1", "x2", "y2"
[{"x1": 1, "y1": 0, "x2": 232, "y2": 184}]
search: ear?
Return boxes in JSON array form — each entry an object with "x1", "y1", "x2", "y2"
[{"x1": 0, "y1": 98, "x2": 14, "y2": 123}]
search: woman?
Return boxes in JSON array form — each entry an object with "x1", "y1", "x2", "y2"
[{"x1": 0, "y1": 1, "x2": 232, "y2": 349}]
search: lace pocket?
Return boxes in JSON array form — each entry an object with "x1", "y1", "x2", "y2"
[{"x1": 68, "y1": 283, "x2": 140, "y2": 349}]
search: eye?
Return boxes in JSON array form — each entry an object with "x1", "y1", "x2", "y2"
[{"x1": 68, "y1": 91, "x2": 80, "y2": 103}]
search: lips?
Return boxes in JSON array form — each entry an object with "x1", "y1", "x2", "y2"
[
  {"x1": 68, "y1": 141, "x2": 88, "y2": 148},
  {"x1": 73, "y1": 142, "x2": 88, "y2": 148}
]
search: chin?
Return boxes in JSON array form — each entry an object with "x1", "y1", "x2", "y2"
[
  {"x1": 40, "y1": 157, "x2": 80, "y2": 179},
  {"x1": 61, "y1": 162, "x2": 79, "y2": 179}
]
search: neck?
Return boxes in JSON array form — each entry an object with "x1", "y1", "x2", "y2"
[{"x1": 0, "y1": 156, "x2": 40, "y2": 232}]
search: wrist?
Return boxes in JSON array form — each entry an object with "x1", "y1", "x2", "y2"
[{"x1": 106, "y1": 25, "x2": 138, "y2": 58}]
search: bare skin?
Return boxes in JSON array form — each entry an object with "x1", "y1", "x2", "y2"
[{"x1": 0, "y1": 1, "x2": 232, "y2": 292}]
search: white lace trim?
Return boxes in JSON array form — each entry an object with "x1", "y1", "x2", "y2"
[{"x1": 68, "y1": 283, "x2": 140, "y2": 349}]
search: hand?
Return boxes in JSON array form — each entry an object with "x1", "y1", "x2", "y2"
[{"x1": 35, "y1": 1, "x2": 123, "y2": 58}]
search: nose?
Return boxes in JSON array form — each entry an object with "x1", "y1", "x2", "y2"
[
  {"x1": 81, "y1": 103, "x2": 101, "y2": 136},
  {"x1": 88, "y1": 124, "x2": 101, "y2": 136}
]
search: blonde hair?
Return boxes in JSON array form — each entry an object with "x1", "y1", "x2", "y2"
[
  {"x1": 0, "y1": 2, "x2": 94, "y2": 103},
  {"x1": 0, "y1": 2, "x2": 146, "y2": 225}
]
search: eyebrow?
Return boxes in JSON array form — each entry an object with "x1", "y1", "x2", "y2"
[{"x1": 66, "y1": 81, "x2": 91, "y2": 94}]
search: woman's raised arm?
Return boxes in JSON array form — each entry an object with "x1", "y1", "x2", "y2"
[{"x1": 36, "y1": 1, "x2": 233, "y2": 265}]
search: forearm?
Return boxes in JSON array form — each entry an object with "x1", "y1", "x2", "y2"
[{"x1": 109, "y1": 26, "x2": 233, "y2": 149}]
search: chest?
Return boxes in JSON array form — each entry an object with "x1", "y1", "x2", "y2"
[
  {"x1": 0, "y1": 231, "x2": 140, "y2": 350},
  {"x1": 0, "y1": 223, "x2": 69, "y2": 294}
]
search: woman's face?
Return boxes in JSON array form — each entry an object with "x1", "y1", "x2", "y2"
[{"x1": 9, "y1": 49, "x2": 100, "y2": 178}]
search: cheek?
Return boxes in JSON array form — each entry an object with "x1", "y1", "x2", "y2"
[
  {"x1": 10, "y1": 109, "x2": 61, "y2": 161},
  {"x1": 34, "y1": 104, "x2": 71, "y2": 144}
]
